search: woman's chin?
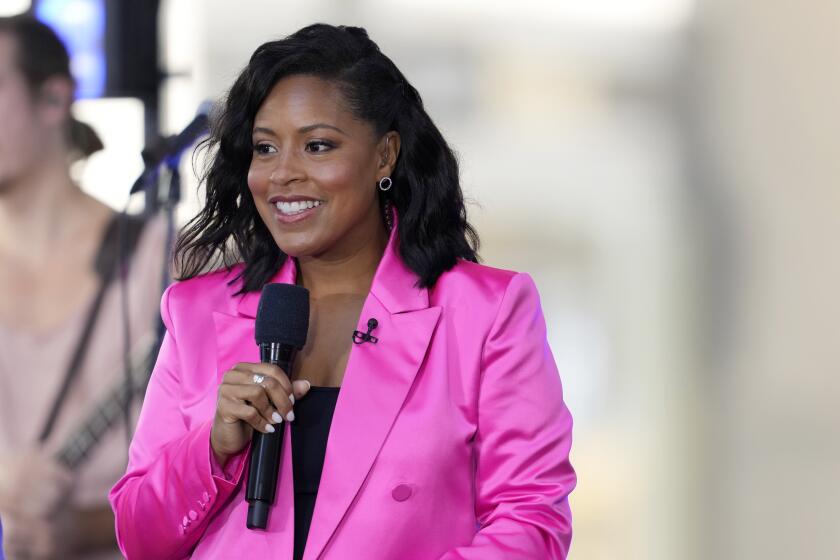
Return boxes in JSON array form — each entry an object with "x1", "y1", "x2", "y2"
[
  {"x1": 274, "y1": 236, "x2": 323, "y2": 259},
  {"x1": 277, "y1": 245, "x2": 309, "y2": 259}
]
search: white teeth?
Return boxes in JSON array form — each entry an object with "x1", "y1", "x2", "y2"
[{"x1": 275, "y1": 200, "x2": 322, "y2": 215}]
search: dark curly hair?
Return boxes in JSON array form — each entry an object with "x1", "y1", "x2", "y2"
[{"x1": 175, "y1": 23, "x2": 479, "y2": 292}]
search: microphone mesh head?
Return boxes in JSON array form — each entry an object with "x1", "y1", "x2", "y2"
[{"x1": 255, "y1": 284, "x2": 310, "y2": 348}]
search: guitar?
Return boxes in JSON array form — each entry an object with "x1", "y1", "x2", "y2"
[{"x1": 54, "y1": 333, "x2": 160, "y2": 471}]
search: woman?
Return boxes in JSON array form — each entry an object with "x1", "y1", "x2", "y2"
[
  {"x1": 0, "y1": 16, "x2": 166, "y2": 560},
  {"x1": 110, "y1": 24, "x2": 575, "y2": 559}
]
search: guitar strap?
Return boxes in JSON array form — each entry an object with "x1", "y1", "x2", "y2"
[{"x1": 37, "y1": 212, "x2": 148, "y2": 444}]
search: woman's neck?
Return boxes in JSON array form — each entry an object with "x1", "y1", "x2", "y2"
[{"x1": 296, "y1": 221, "x2": 389, "y2": 300}]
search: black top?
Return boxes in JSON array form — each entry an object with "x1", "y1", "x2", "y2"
[{"x1": 291, "y1": 386, "x2": 340, "y2": 560}]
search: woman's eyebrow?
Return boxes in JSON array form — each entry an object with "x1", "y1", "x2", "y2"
[
  {"x1": 252, "y1": 123, "x2": 348, "y2": 136},
  {"x1": 298, "y1": 123, "x2": 347, "y2": 135},
  {"x1": 252, "y1": 126, "x2": 277, "y2": 137}
]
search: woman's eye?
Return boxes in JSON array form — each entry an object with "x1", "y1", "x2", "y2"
[
  {"x1": 306, "y1": 140, "x2": 334, "y2": 153},
  {"x1": 253, "y1": 143, "x2": 276, "y2": 155}
]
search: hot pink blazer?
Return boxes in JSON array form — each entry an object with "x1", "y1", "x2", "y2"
[{"x1": 109, "y1": 229, "x2": 575, "y2": 559}]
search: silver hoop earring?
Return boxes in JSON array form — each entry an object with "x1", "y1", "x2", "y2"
[{"x1": 378, "y1": 176, "x2": 393, "y2": 192}]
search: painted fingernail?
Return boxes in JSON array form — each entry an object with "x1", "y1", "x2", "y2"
[
  {"x1": 289, "y1": 394, "x2": 295, "y2": 405},
  {"x1": 265, "y1": 424, "x2": 275, "y2": 433},
  {"x1": 272, "y1": 412, "x2": 284, "y2": 424},
  {"x1": 286, "y1": 411, "x2": 295, "y2": 422}
]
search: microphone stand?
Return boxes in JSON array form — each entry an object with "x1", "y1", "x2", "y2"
[
  {"x1": 131, "y1": 113, "x2": 206, "y2": 333},
  {"x1": 116, "y1": 103, "x2": 207, "y2": 445}
]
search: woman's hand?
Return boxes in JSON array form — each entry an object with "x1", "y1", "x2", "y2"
[{"x1": 210, "y1": 362, "x2": 311, "y2": 466}]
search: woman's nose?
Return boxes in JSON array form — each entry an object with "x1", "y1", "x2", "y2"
[{"x1": 268, "y1": 152, "x2": 305, "y2": 185}]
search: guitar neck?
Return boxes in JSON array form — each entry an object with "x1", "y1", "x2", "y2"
[{"x1": 55, "y1": 335, "x2": 159, "y2": 471}]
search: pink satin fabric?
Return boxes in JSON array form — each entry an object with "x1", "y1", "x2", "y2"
[{"x1": 109, "y1": 229, "x2": 575, "y2": 559}]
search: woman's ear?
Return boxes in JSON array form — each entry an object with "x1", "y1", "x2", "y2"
[
  {"x1": 35, "y1": 76, "x2": 74, "y2": 129},
  {"x1": 378, "y1": 131, "x2": 401, "y2": 176}
]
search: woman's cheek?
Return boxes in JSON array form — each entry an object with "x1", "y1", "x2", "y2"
[
  {"x1": 310, "y1": 161, "x2": 359, "y2": 195},
  {"x1": 247, "y1": 164, "x2": 268, "y2": 195}
]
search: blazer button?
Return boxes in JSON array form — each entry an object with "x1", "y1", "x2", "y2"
[
  {"x1": 391, "y1": 484, "x2": 412, "y2": 502},
  {"x1": 189, "y1": 510, "x2": 199, "y2": 521},
  {"x1": 202, "y1": 491, "x2": 211, "y2": 503},
  {"x1": 182, "y1": 515, "x2": 190, "y2": 527}
]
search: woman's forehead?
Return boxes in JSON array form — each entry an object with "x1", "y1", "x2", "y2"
[
  {"x1": 254, "y1": 75, "x2": 371, "y2": 137},
  {"x1": 259, "y1": 76, "x2": 345, "y2": 114}
]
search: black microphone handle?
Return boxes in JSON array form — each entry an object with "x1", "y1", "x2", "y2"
[{"x1": 246, "y1": 343, "x2": 297, "y2": 530}]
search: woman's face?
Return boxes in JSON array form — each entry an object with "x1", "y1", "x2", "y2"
[
  {"x1": 0, "y1": 33, "x2": 40, "y2": 190},
  {"x1": 0, "y1": 33, "x2": 70, "y2": 192},
  {"x1": 247, "y1": 74, "x2": 398, "y2": 261}
]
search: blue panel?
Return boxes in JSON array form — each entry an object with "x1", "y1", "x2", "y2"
[{"x1": 35, "y1": 0, "x2": 106, "y2": 98}]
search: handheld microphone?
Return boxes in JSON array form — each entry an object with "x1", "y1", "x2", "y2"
[{"x1": 246, "y1": 283, "x2": 310, "y2": 530}]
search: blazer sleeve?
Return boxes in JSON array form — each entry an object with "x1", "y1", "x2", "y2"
[
  {"x1": 439, "y1": 273, "x2": 576, "y2": 559},
  {"x1": 108, "y1": 284, "x2": 249, "y2": 559}
]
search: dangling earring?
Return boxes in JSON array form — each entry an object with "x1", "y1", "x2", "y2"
[
  {"x1": 383, "y1": 199, "x2": 394, "y2": 232},
  {"x1": 378, "y1": 177, "x2": 394, "y2": 231}
]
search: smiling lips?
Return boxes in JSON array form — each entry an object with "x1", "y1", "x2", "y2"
[
  {"x1": 270, "y1": 198, "x2": 324, "y2": 224},
  {"x1": 275, "y1": 199, "x2": 322, "y2": 215}
]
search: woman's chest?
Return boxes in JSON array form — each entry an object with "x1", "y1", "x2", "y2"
[{"x1": 292, "y1": 295, "x2": 365, "y2": 387}]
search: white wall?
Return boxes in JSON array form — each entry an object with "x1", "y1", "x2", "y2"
[{"x1": 692, "y1": 1, "x2": 840, "y2": 558}]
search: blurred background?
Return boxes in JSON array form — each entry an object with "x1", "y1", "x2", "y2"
[{"x1": 2, "y1": 0, "x2": 838, "y2": 558}]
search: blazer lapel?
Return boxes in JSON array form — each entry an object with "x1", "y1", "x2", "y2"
[
  {"x1": 212, "y1": 313, "x2": 258, "y2": 381},
  {"x1": 212, "y1": 260, "x2": 296, "y2": 381},
  {"x1": 303, "y1": 228, "x2": 442, "y2": 560}
]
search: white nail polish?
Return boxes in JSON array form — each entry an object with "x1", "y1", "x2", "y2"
[
  {"x1": 265, "y1": 424, "x2": 275, "y2": 433},
  {"x1": 286, "y1": 411, "x2": 295, "y2": 422},
  {"x1": 289, "y1": 394, "x2": 295, "y2": 405},
  {"x1": 272, "y1": 412, "x2": 284, "y2": 424}
]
